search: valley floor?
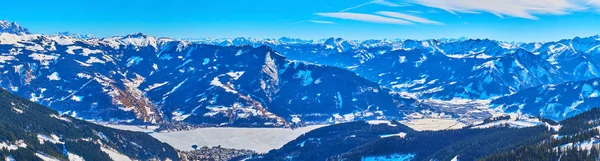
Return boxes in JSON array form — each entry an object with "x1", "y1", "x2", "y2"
[
  {"x1": 105, "y1": 119, "x2": 467, "y2": 153},
  {"x1": 106, "y1": 125, "x2": 326, "y2": 153},
  {"x1": 400, "y1": 118, "x2": 467, "y2": 131}
]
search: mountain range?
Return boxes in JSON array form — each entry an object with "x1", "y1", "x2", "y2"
[
  {"x1": 4, "y1": 19, "x2": 600, "y2": 160},
  {"x1": 0, "y1": 21, "x2": 414, "y2": 128},
  {"x1": 2, "y1": 19, "x2": 600, "y2": 129},
  {"x1": 188, "y1": 32, "x2": 600, "y2": 122}
]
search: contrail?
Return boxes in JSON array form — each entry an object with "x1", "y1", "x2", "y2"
[{"x1": 295, "y1": 0, "x2": 382, "y2": 24}]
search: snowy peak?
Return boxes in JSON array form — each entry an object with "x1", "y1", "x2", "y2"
[
  {"x1": 278, "y1": 37, "x2": 314, "y2": 44},
  {"x1": 323, "y1": 37, "x2": 355, "y2": 52},
  {"x1": 124, "y1": 32, "x2": 151, "y2": 38},
  {"x1": 0, "y1": 20, "x2": 30, "y2": 35},
  {"x1": 119, "y1": 32, "x2": 158, "y2": 49},
  {"x1": 55, "y1": 31, "x2": 95, "y2": 39}
]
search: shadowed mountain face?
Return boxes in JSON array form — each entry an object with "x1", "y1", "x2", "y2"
[
  {"x1": 0, "y1": 88, "x2": 179, "y2": 161},
  {"x1": 0, "y1": 31, "x2": 413, "y2": 126}
]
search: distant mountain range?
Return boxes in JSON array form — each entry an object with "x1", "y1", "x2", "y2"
[
  {"x1": 188, "y1": 33, "x2": 600, "y2": 121},
  {"x1": 2, "y1": 19, "x2": 600, "y2": 125}
]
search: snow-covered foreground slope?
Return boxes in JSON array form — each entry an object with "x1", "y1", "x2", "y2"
[{"x1": 107, "y1": 125, "x2": 325, "y2": 153}]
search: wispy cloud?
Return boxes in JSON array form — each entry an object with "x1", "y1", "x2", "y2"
[
  {"x1": 339, "y1": 0, "x2": 380, "y2": 13},
  {"x1": 298, "y1": 0, "x2": 406, "y2": 24},
  {"x1": 409, "y1": 0, "x2": 584, "y2": 20},
  {"x1": 315, "y1": 12, "x2": 414, "y2": 25},
  {"x1": 341, "y1": 0, "x2": 408, "y2": 12},
  {"x1": 376, "y1": 11, "x2": 445, "y2": 25},
  {"x1": 583, "y1": 0, "x2": 600, "y2": 11},
  {"x1": 373, "y1": 0, "x2": 407, "y2": 7},
  {"x1": 309, "y1": 20, "x2": 335, "y2": 24}
]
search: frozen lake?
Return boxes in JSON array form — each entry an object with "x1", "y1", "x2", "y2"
[
  {"x1": 106, "y1": 125, "x2": 326, "y2": 153},
  {"x1": 400, "y1": 119, "x2": 466, "y2": 131},
  {"x1": 105, "y1": 119, "x2": 465, "y2": 153}
]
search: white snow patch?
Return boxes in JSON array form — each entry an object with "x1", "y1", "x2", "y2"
[
  {"x1": 85, "y1": 57, "x2": 105, "y2": 64},
  {"x1": 126, "y1": 56, "x2": 143, "y2": 67},
  {"x1": 379, "y1": 132, "x2": 407, "y2": 138},
  {"x1": 67, "y1": 153, "x2": 85, "y2": 161},
  {"x1": 35, "y1": 153, "x2": 60, "y2": 161},
  {"x1": 47, "y1": 72, "x2": 60, "y2": 81},
  {"x1": 29, "y1": 54, "x2": 58, "y2": 66},
  {"x1": 76, "y1": 73, "x2": 92, "y2": 79},
  {"x1": 70, "y1": 95, "x2": 83, "y2": 102},
  {"x1": 0, "y1": 56, "x2": 17, "y2": 63},
  {"x1": 367, "y1": 120, "x2": 397, "y2": 127},
  {"x1": 210, "y1": 76, "x2": 238, "y2": 94},
  {"x1": 226, "y1": 71, "x2": 245, "y2": 80},
  {"x1": 101, "y1": 147, "x2": 133, "y2": 161},
  {"x1": 171, "y1": 110, "x2": 191, "y2": 122},
  {"x1": 37, "y1": 134, "x2": 63, "y2": 144},
  {"x1": 145, "y1": 82, "x2": 169, "y2": 91},
  {"x1": 0, "y1": 140, "x2": 27, "y2": 151}
]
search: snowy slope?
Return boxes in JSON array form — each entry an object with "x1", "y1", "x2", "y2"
[{"x1": 492, "y1": 78, "x2": 600, "y2": 121}]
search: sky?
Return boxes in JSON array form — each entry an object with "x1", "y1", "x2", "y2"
[{"x1": 2, "y1": 0, "x2": 600, "y2": 42}]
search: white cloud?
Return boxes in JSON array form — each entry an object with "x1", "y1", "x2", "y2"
[
  {"x1": 315, "y1": 12, "x2": 414, "y2": 25},
  {"x1": 373, "y1": 0, "x2": 404, "y2": 7},
  {"x1": 309, "y1": 20, "x2": 335, "y2": 24},
  {"x1": 584, "y1": 0, "x2": 600, "y2": 11},
  {"x1": 376, "y1": 11, "x2": 445, "y2": 25},
  {"x1": 410, "y1": 0, "x2": 584, "y2": 19},
  {"x1": 340, "y1": 1, "x2": 379, "y2": 13}
]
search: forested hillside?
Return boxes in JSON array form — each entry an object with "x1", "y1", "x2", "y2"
[{"x1": 0, "y1": 88, "x2": 179, "y2": 161}]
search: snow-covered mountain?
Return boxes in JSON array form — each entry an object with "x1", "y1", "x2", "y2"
[
  {"x1": 353, "y1": 48, "x2": 564, "y2": 100},
  {"x1": 0, "y1": 20, "x2": 30, "y2": 35},
  {"x1": 54, "y1": 31, "x2": 95, "y2": 39},
  {"x1": 0, "y1": 22, "x2": 414, "y2": 127},
  {"x1": 187, "y1": 34, "x2": 600, "y2": 121},
  {"x1": 3, "y1": 19, "x2": 600, "y2": 123},
  {"x1": 491, "y1": 78, "x2": 600, "y2": 121}
]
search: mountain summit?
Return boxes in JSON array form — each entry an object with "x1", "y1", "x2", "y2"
[{"x1": 0, "y1": 20, "x2": 30, "y2": 35}]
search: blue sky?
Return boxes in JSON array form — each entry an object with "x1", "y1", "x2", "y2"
[{"x1": 2, "y1": 0, "x2": 600, "y2": 42}]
